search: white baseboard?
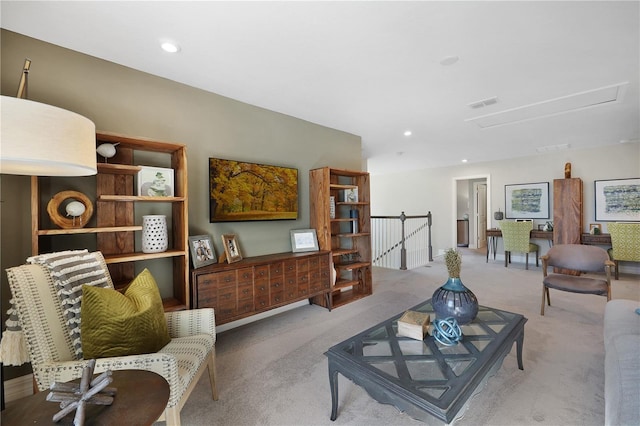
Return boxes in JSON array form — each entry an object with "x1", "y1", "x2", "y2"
[
  {"x1": 4, "y1": 374, "x2": 33, "y2": 402},
  {"x1": 216, "y1": 300, "x2": 308, "y2": 333}
]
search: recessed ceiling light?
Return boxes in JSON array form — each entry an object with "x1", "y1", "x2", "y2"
[
  {"x1": 404, "y1": 130, "x2": 412, "y2": 137},
  {"x1": 160, "y1": 41, "x2": 180, "y2": 53},
  {"x1": 440, "y1": 55, "x2": 459, "y2": 66},
  {"x1": 461, "y1": 159, "x2": 468, "y2": 163}
]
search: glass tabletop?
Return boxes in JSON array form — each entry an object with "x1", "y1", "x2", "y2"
[{"x1": 327, "y1": 299, "x2": 525, "y2": 411}]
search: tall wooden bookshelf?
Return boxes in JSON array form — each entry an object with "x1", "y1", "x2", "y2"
[
  {"x1": 31, "y1": 131, "x2": 189, "y2": 311},
  {"x1": 309, "y1": 167, "x2": 372, "y2": 309}
]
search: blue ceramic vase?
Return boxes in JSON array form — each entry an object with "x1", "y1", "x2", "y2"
[{"x1": 431, "y1": 277, "x2": 478, "y2": 325}]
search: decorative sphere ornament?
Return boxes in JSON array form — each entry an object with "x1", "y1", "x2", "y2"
[
  {"x1": 96, "y1": 143, "x2": 118, "y2": 159},
  {"x1": 432, "y1": 317, "x2": 463, "y2": 346},
  {"x1": 65, "y1": 201, "x2": 86, "y2": 217}
]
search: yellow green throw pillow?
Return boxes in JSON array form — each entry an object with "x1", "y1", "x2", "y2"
[{"x1": 81, "y1": 268, "x2": 171, "y2": 359}]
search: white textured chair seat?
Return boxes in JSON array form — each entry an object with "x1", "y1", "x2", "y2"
[
  {"x1": 160, "y1": 333, "x2": 216, "y2": 407},
  {"x1": 5, "y1": 252, "x2": 217, "y2": 425}
]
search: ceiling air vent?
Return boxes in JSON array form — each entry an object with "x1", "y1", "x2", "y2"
[
  {"x1": 536, "y1": 143, "x2": 571, "y2": 153},
  {"x1": 467, "y1": 96, "x2": 498, "y2": 109},
  {"x1": 466, "y1": 82, "x2": 628, "y2": 128}
]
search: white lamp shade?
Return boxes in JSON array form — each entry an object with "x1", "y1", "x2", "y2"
[{"x1": 0, "y1": 95, "x2": 97, "y2": 176}]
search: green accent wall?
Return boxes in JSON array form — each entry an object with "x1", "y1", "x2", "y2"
[{"x1": 0, "y1": 29, "x2": 362, "y2": 380}]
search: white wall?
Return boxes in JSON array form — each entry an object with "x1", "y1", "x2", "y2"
[
  {"x1": 456, "y1": 180, "x2": 469, "y2": 219},
  {"x1": 370, "y1": 143, "x2": 640, "y2": 258}
]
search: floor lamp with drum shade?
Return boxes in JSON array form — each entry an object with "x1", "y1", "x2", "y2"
[{"x1": 0, "y1": 59, "x2": 97, "y2": 408}]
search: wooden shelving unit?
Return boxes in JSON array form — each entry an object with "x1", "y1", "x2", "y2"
[
  {"x1": 31, "y1": 131, "x2": 190, "y2": 311},
  {"x1": 309, "y1": 167, "x2": 372, "y2": 309}
]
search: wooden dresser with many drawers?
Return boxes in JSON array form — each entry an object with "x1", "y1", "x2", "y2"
[{"x1": 190, "y1": 251, "x2": 332, "y2": 324}]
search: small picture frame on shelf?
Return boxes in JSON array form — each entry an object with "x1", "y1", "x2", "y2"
[
  {"x1": 188, "y1": 235, "x2": 217, "y2": 268},
  {"x1": 342, "y1": 188, "x2": 358, "y2": 203},
  {"x1": 589, "y1": 223, "x2": 602, "y2": 235},
  {"x1": 221, "y1": 234, "x2": 242, "y2": 263},
  {"x1": 137, "y1": 166, "x2": 174, "y2": 197},
  {"x1": 290, "y1": 229, "x2": 319, "y2": 253},
  {"x1": 537, "y1": 224, "x2": 545, "y2": 231}
]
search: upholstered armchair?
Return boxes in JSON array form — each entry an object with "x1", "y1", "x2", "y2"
[
  {"x1": 607, "y1": 222, "x2": 640, "y2": 280},
  {"x1": 540, "y1": 244, "x2": 613, "y2": 315},
  {"x1": 5, "y1": 251, "x2": 218, "y2": 426},
  {"x1": 499, "y1": 220, "x2": 539, "y2": 269}
]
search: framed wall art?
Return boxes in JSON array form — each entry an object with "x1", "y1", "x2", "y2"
[
  {"x1": 505, "y1": 182, "x2": 550, "y2": 219},
  {"x1": 594, "y1": 178, "x2": 640, "y2": 221},
  {"x1": 290, "y1": 229, "x2": 319, "y2": 253},
  {"x1": 137, "y1": 166, "x2": 174, "y2": 197},
  {"x1": 221, "y1": 234, "x2": 242, "y2": 263},
  {"x1": 188, "y1": 235, "x2": 217, "y2": 268},
  {"x1": 209, "y1": 158, "x2": 298, "y2": 222}
]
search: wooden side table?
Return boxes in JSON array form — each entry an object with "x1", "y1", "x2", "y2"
[{"x1": 1, "y1": 370, "x2": 169, "y2": 425}]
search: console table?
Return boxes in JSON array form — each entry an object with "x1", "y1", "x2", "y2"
[
  {"x1": 580, "y1": 233, "x2": 611, "y2": 245},
  {"x1": 191, "y1": 251, "x2": 331, "y2": 324},
  {"x1": 486, "y1": 230, "x2": 612, "y2": 262}
]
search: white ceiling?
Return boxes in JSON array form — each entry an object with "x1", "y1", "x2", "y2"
[{"x1": 2, "y1": 1, "x2": 639, "y2": 175}]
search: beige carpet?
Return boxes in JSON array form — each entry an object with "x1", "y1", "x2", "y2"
[{"x1": 178, "y1": 249, "x2": 639, "y2": 425}]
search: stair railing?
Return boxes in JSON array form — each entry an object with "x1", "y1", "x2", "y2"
[{"x1": 371, "y1": 211, "x2": 432, "y2": 270}]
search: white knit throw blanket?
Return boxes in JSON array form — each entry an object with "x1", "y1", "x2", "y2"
[{"x1": 0, "y1": 250, "x2": 110, "y2": 365}]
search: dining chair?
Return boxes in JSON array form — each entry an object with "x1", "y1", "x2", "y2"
[
  {"x1": 499, "y1": 220, "x2": 539, "y2": 269},
  {"x1": 607, "y1": 222, "x2": 640, "y2": 280}
]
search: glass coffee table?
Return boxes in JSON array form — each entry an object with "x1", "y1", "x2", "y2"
[{"x1": 325, "y1": 299, "x2": 527, "y2": 423}]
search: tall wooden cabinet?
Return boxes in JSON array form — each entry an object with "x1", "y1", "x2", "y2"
[
  {"x1": 309, "y1": 167, "x2": 372, "y2": 309},
  {"x1": 553, "y1": 178, "x2": 583, "y2": 245},
  {"x1": 31, "y1": 131, "x2": 190, "y2": 311},
  {"x1": 553, "y1": 177, "x2": 583, "y2": 275}
]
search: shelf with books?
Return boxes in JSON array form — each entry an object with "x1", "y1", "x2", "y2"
[{"x1": 309, "y1": 167, "x2": 372, "y2": 309}]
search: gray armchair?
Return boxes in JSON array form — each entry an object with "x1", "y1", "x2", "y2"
[{"x1": 540, "y1": 244, "x2": 614, "y2": 315}]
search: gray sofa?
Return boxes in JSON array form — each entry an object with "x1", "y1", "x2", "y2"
[{"x1": 604, "y1": 299, "x2": 640, "y2": 425}]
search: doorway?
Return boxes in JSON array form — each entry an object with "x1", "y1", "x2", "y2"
[
  {"x1": 453, "y1": 175, "x2": 490, "y2": 250},
  {"x1": 474, "y1": 182, "x2": 487, "y2": 249}
]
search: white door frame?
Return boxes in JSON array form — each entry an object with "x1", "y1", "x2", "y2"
[
  {"x1": 452, "y1": 174, "x2": 491, "y2": 250},
  {"x1": 474, "y1": 181, "x2": 487, "y2": 249}
]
